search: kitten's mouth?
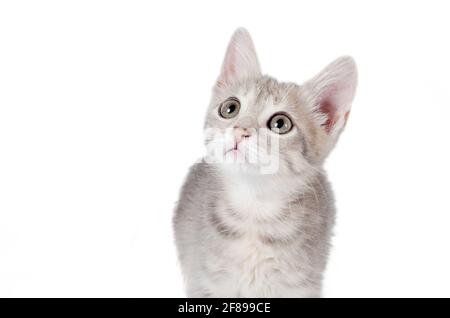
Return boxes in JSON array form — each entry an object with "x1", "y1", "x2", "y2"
[{"x1": 225, "y1": 141, "x2": 239, "y2": 154}]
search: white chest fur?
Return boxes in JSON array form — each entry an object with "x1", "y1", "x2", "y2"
[{"x1": 203, "y1": 173, "x2": 311, "y2": 297}]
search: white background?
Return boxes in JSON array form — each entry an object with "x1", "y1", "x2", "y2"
[{"x1": 1, "y1": 1, "x2": 449, "y2": 297}]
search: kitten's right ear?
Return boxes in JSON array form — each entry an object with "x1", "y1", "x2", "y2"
[
  {"x1": 304, "y1": 56, "x2": 358, "y2": 135},
  {"x1": 216, "y1": 28, "x2": 262, "y2": 88}
]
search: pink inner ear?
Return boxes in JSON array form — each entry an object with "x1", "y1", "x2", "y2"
[
  {"x1": 311, "y1": 56, "x2": 357, "y2": 132},
  {"x1": 319, "y1": 86, "x2": 339, "y2": 132},
  {"x1": 320, "y1": 100, "x2": 337, "y2": 132}
]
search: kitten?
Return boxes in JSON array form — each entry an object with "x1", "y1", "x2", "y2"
[{"x1": 173, "y1": 28, "x2": 357, "y2": 297}]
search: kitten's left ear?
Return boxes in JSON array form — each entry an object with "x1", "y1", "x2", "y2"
[
  {"x1": 216, "y1": 28, "x2": 262, "y2": 87},
  {"x1": 305, "y1": 56, "x2": 358, "y2": 135}
]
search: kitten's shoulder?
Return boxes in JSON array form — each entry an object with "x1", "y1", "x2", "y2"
[
  {"x1": 182, "y1": 162, "x2": 217, "y2": 191},
  {"x1": 301, "y1": 171, "x2": 336, "y2": 223},
  {"x1": 174, "y1": 162, "x2": 218, "y2": 215}
]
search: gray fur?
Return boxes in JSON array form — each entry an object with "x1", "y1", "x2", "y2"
[{"x1": 173, "y1": 28, "x2": 357, "y2": 297}]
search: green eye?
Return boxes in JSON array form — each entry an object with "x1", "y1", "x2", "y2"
[
  {"x1": 268, "y1": 113, "x2": 293, "y2": 134},
  {"x1": 219, "y1": 97, "x2": 240, "y2": 119}
]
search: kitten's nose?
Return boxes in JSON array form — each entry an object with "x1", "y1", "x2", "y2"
[{"x1": 233, "y1": 127, "x2": 252, "y2": 144}]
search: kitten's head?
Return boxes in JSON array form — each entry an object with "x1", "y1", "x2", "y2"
[{"x1": 204, "y1": 28, "x2": 357, "y2": 177}]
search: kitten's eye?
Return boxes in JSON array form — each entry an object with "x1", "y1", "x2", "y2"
[
  {"x1": 219, "y1": 97, "x2": 240, "y2": 119},
  {"x1": 268, "y1": 113, "x2": 293, "y2": 134}
]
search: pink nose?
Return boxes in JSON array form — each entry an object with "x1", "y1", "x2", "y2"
[{"x1": 233, "y1": 127, "x2": 251, "y2": 144}]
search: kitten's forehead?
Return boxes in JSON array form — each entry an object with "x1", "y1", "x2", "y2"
[
  {"x1": 254, "y1": 76, "x2": 298, "y2": 105},
  {"x1": 214, "y1": 76, "x2": 301, "y2": 113}
]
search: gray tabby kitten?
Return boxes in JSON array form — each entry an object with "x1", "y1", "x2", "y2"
[{"x1": 174, "y1": 28, "x2": 357, "y2": 297}]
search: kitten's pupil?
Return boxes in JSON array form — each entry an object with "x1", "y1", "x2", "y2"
[
  {"x1": 275, "y1": 118, "x2": 284, "y2": 129},
  {"x1": 227, "y1": 104, "x2": 236, "y2": 114}
]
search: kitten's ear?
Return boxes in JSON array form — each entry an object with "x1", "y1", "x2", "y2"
[
  {"x1": 216, "y1": 28, "x2": 262, "y2": 87},
  {"x1": 305, "y1": 56, "x2": 357, "y2": 134}
]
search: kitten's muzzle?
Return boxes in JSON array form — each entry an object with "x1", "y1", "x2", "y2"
[{"x1": 233, "y1": 127, "x2": 252, "y2": 146}]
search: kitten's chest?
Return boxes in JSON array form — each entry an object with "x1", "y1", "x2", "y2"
[
  {"x1": 209, "y1": 187, "x2": 301, "y2": 296},
  {"x1": 219, "y1": 177, "x2": 301, "y2": 243},
  {"x1": 211, "y1": 229, "x2": 302, "y2": 297},
  {"x1": 225, "y1": 179, "x2": 287, "y2": 218}
]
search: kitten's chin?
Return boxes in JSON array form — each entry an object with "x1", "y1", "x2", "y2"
[
  {"x1": 217, "y1": 152, "x2": 279, "y2": 176},
  {"x1": 224, "y1": 148, "x2": 247, "y2": 163},
  {"x1": 219, "y1": 161, "x2": 261, "y2": 176},
  {"x1": 203, "y1": 145, "x2": 280, "y2": 175}
]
